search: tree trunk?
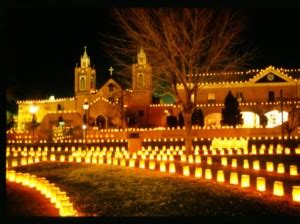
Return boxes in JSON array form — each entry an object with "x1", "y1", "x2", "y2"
[{"x1": 184, "y1": 111, "x2": 193, "y2": 155}]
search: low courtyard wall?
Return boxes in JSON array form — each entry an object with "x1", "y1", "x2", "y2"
[{"x1": 87, "y1": 126, "x2": 287, "y2": 140}]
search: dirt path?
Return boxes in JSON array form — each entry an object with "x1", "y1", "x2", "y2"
[{"x1": 6, "y1": 181, "x2": 59, "y2": 216}]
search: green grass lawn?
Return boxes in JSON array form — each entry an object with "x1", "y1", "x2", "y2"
[{"x1": 12, "y1": 162, "x2": 300, "y2": 216}]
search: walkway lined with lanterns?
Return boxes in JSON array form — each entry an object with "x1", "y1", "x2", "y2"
[
  {"x1": 6, "y1": 181, "x2": 60, "y2": 216},
  {"x1": 6, "y1": 137, "x2": 300, "y2": 216},
  {"x1": 6, "y1": 170, "x2": 78, "y2": 217}
]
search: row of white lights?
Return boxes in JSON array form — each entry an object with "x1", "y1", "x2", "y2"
[{"x1": 6, "y1": 148, "x2": 300, "y2": 203}]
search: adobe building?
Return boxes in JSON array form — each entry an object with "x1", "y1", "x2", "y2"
[
  {"x1": 16, "y1": 46, "x2": 153, "y2": 139},
  {"x1": 15, "y1": 46, "x2": 300, "y2": 140}
]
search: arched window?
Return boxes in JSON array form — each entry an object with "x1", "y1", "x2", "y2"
[
  {"x1": 80, "y1": 77, "x2": 86, "y2": 90},
  {"x1": 57, "y1": 104, "x2": 62, "y2": 111},
  {"x1": 108, "y1": 83, "x2": 114, "y2": 92},
  {"x1": 58, "y1": 116, "x2": 65, "y2": 127},
  {"x1": 138, "y1": 73, "x2": 144, "y2": 88},
  {"x1": 96, "y1": 115, "x2": 106, "y2": 129}
]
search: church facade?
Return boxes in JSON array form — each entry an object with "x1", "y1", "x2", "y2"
[
  {"x1": 16, "y1": 47, "x2": 153, "y2": 139},
  {"x1": 16, "y1": 47, "x2": 300, "y2": 139}
]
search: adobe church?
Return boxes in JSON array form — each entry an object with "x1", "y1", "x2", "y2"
[
  {"x1": 16, "y1": 46, "x2": 300, "y2": 139},
  {"x1": 16, "y1": 46, "x2": 154, "y2": 139}
]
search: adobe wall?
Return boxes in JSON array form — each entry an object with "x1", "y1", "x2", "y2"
[
  {"x1": 177, "y1": 83, "x2": 298, "y2": 105},
  {"x1": 37, "y1": 112, "x2": 83, "y2": 139},
  {"x1": 86, "y1": 126, "x2": 290, "y2": 141}
]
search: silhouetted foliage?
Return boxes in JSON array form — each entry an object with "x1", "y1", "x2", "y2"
[
  {"x1": 178, "y1": 113, "x2": 184, "y2": 128},
  {"x1": 221, "y1": 91, "x2": 243, "y2": 127},
  {"x1": 126, "y1": 111, "x2": 138, "y2": 127},
  {"x1": 167, "y1": 116, "x2": 178, "y2": 128},
  {"x1": 283, "y1": 103, "x2": 299, "y2": 140},
  {"x1": 259, "y1": 114, "x2": 268, "y2": 128},
  {"x1": 152, "y1": 96, "x2": 160, "y2": 104},
  {"x1": 192, "y1": 109, "x2": 204, "y2": 127}
]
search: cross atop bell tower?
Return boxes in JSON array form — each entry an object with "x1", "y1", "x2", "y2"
[{"x1": 81, "y1": 46, "x2": 91, "y2": 68}]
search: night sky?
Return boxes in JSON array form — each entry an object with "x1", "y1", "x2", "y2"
[{"x1": 7, "y1": 8, "x2": 300, "y2": 102}]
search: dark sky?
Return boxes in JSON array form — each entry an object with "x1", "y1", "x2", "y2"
[{"x1": 7, "y1": 8, "x2": 300, "y2": 101}]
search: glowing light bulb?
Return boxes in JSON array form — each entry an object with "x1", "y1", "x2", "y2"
[
  {"x1": 230, "y1": 172, "x2": 239, "y2": 185},
  {"x1": 195, "y1": 155, "x2": 201, "y2": 164},
  {"x1": 188, "y1": 155, "x2": 194, "y2": 163},
  {"x1": 290, "y1": 165, "x2": 298, "y2": 176},
  {"x1": 273, "y1": 181, "x2": 284, "y2": 196},
  {"x1": 205, "y1": 169, "x2": 212, "y2": 180},
  {"x1": 256, "y1": 177, "x2": 266, "y2": 192},
  {"x1": 120, "y1": 158, "x2": 126, "y2": 166},
  {"x1": 128, "y1": 159, "x2": 135, "y2": 168},
  {"x1": 195, "y1": 167, "x2": 202, "y2": 178},
  {"x1": 34, "y1": 156, "x2": 40, "y2": 163},
  {"x1": 29, "y1": 175, "x2": 37, "y2": 188},
  {"x1": 217, "y1": 170, "x2": 225, "y2": 182},
  {"x1": 284, "y1": 148, "x2": 290, "y2": 155},
  {"x1": 106, "y1": 157, "x2": 112, "y2": 165},
  {"x1": 11, "y1": 159, "x2": 18, "y2": 167},
  {"x1": 113, "y1": 158, "x2": 118, "y2": 166},
  {"x1": 60, "y1": 155, "x2": 65, "y2": 162},
  {"x1": 181, "y1": 155, "x2": 186, "y2": 162},
  {"x1": 241, "y1": 175, "x2": 250, "y2": 188},
  {"x1": 7, "y1": 170, "x2": 16, "y2": 182},
  {"x1": 253, "y1": 160, "x2": 260, "y2": 170},
  {"x1": 139, "y1": 160, "x2": 145, "y2": 169},
  {"x1": 149, "y1": 161, "x2": 156, "y2": 170},
  {"x1": 266, "y1": 162, "x2": 274, "y2": 172},
  {"x1": 221, "y1": 157, "x2": 227, "y2": 166},
  {"x1": 98, "y1": 157, "x2": 104, "y2": 164},
  {"x1": 183, "y1": 166, "x2": 190, "y2": 176},
  {"x1": 277, "y1": 163, "x2": 285, "y2": 173},
  {"x1": 21, "y1": 157, "x2": 27, "y2": 166},
  {"x1": 169, "y1": 163, "x2": 176, "y2": 173},
  {"x1": 231, "y1": 158, "x2": 237, "y2": 168},
  {"x1": 292, "y1": 186, "x2": 300, "y2": 202},
  {"x1": 160, "y1": 162, "x2": 166, "y2": 172},
  {"x1": 92, "y1": 157, "x2": 97, "y2": 164},
  {"x1": 207, "y1": 157, "x2": 212, "y2": 165}
]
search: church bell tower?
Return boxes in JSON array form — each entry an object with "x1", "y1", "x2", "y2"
[
  {"x1": 131, "y1": 46, "x2": 153, "y2": 108},
  {"x1": 132, "y1": 46, "x2": 152, "y2": 91},
  {"x1": 74, "y1": 46, "x2": 96, "y2": 96}
]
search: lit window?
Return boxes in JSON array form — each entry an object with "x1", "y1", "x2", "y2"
[
  {"x1": 205, "y1": 113, "x2": 221, "y2": 127},
  {"x1": 108, "y1": 83, "x2": 114, "y2": 92},
  {"x1": 241, "y1": 111, "x2": 260, "y2": 128},
  {"x1": 268, "y1": 91, "x2": 275, "y2": 102},
  {"x1": 208, "y1": 94, "x2": 215, "y2": 101},
  {"x1": 137, "y1": 73, "x2": 144, "y2": 88},
  {"x1": 264, "y1": 110, "x2": 288, "y2": 128},
  {"x1": 236, "y1": 92, "x2": 244, "y2": 102},
  {"x1": 207, "y1": 118, "x2": 216, "y2": 126},
  {"x1": 80, "y1": 77, "x2": 86, "y2": 90}
]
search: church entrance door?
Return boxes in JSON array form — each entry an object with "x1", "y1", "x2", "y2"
[{"x1": 96, "y1": 115, "x2": 106, "y2": 129}]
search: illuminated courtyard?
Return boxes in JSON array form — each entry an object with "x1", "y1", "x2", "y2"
[
  {"x1": 6, "y1": 7, "x2": 300, "y2": 218},
  {"x1": 5, "y1": 135, "x2": 300, "y2": 216}
]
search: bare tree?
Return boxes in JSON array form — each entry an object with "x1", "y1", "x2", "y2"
[
  {"x1": 283, "y1": 102, "x2": 299, "y2": 140},
  {"x1": 102, "y1": 8, "x2": 252, "y2": 154}
]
